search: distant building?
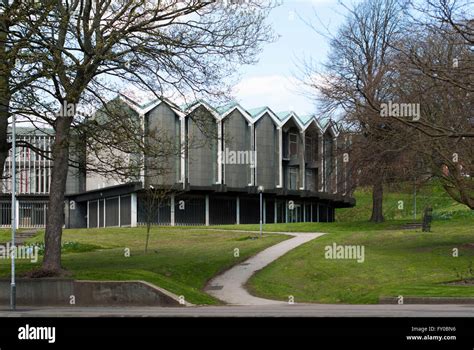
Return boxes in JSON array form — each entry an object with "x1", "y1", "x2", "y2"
[{"x1": 0, "y1": 127, "x2": 84, "y2": 228}]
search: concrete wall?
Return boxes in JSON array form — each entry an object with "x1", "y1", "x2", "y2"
[
  {"x1": 255, "y1": 113, "x2": 277, "y2": 190},
  {"x1": 65, "y1": 133, "x2": 86, "y2": 195},
  {"x1": 323, "y1": 132, "x2": 334, "y2": 193},
  {"x1": 86, "y1": 100, "x2": 139, "y2": 191},
  {"x1": 187, "y1": 106, "x2": 217, "y2": 187},
  {"x1": 0, "y1": 279, "x2": 186, "y2": 307},
  {"x1": 223, "y1": 110, "x2": 251, "y2": 188},
  {"x1": 146, "y1": 103, "x2": 180, "y2": 187},
  {"x1": 298, "y1": 131, "x2": 305, "y2": 190}
]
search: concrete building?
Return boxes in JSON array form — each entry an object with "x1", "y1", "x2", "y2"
[
  {"x1": 65, "y1": 96, "x2": 354, "y2": 228},
  {"x1": 1, "y1": 96, "x2": 355, "y2": 228},
  {"x1": 0, "y1": 127, "x2": 84, "y2": 228}
]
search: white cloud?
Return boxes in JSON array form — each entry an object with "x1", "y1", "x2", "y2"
[{"x1": 233, "y1": 74, "x2": 316, "y2": 114}]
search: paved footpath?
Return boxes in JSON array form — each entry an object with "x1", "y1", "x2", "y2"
[{"x1": 205, "y1": 231, "x2": 325, "y2": 305}]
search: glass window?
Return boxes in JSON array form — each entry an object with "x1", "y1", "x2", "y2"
[
  {"x1": 289, "y1": 167, "x2": 298, "y2": 190},
  {"x1": 289, "y1": 133, "x2": 298, "y2": 156}
]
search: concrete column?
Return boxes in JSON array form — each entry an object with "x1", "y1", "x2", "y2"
[
  {"x1": 253, "y1": 123, "x2": 257, "y2": 186},
  {"x1": 222, "y1": 121, "x2": 226, "y2": 184},
  {"x1": 180, "y1": 116, "x2": 186, "y2": 188},
  {"x1": 319, "y1": 134, "x2": 324, "y2": 192},
  {"x1": 118, "y1": 196, "x2": 121, "y2": 227},
  {"x1": 310, "y1": 203, "x2": 313, "y2": 222},
  {"x1": 15, "y1": 200, "x2": 19, "y2": 229},
  {"x1": 303, "y1": 201, "x2": 306, "y2": 222},
  {"x1": 205, "y1": 194, "x2": 210, "y2": 226},
  {"x1": 15, "y1": 200, "x2": 20, "y2": 229},
  {"x1": 131, "y1": 193, "x2": 138, "y2": 227},
  {"x1": 87, "y1": 201, "x2": 90, "y2": 228},
  {"x1": 274, "y1": 201, "x2": 277, "y2": 223},
  {"x1": 248, "y1": 123, "x2": 254, "y2": 186},
  {"x1": 217, "y1": 120, "x2": 222, "y2": 184},
  {"x1": 316, "y1": 203, "x2": 320, "y2": 222},
  {"x1": 236, "y1": 196, "x2": 240, "y2": 225},
  {"x1": 170, "y1": 194, "x2": 175, "y2": 226},
  {"x1": 139, "y1": 113, "x2": 146, "y2": 187},
  {"x1": 277, "y1": 127, "x2": 283, "y2": 188},
  {"x1": 285, "y1": 200, "x2": 288, "y2": 223}
]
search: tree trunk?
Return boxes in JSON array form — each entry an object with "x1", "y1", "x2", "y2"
[
  {"x1": 145, "y1": 224, "x2": 151, "y2": 253},
  {"x1": 0, "y1": 93, "x2": 11, "y2": 180},
  {"x1": 370, "y1": 180, "x2": 384, "y2": 223},
  {"x1": 42, "y1": 116, "x2": 73, "y2": 273}
]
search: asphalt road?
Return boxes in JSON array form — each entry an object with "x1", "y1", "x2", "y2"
[{"x1": 1, "y1": 304, "x2": 474, "y2": 317}]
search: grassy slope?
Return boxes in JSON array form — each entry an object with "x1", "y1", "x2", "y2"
[
  {"x1": 247, "y1": 217, "x2": 474, "y2": 303},
  {"x1": 246, "y1": 180, "x2": 474, "y2": 303},
  {"x1": 0, "y1": 227, "x2": 287, "y2": 305},
  {"x1": 337, "y1": 180, "x2": 471, "y2": 222},
  {"x1": 1, "y1": 180, "x2": 472, "y2": 305}
]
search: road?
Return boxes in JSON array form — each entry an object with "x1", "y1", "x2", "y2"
[{"x1": 1, "y1": 304, "x2": 474, "y2": 317}]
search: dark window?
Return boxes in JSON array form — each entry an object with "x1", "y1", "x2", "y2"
[
  {"x1": 105, "y1": 198, "x2": 119, "y2": 227},
  {"x1": 305, "y1": 134, "x2": 318, "y2": 162},
  {"x1": 120, "y1": 196, "x2": 131, "y2": 226},
  {"x1": 99, "y1": 200, "x2": 105, "y2": 227},
  {"x1": 89, "y1": 201, "x2": 98, "y2": 228},
  {"x1": 289, "y1": 167, "x2": 298, "y2": 190},
  {"x1": 289, "y1": 133, "x2": 298, "y2": 156}
]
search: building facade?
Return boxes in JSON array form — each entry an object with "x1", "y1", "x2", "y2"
[
  {"x1": 1, "y1": 127, "x2": 84, "y2": 228},
  {"x1": 2, "y1": 96, "x2": 355, "y2": 228},
  {"x1": 65, "y1": 96, "x2": 354, "y2": 228}
]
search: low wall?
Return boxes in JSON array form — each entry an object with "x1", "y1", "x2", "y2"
[{"x1": 0, "y1": 279, "x2": 188, "y2": 307}]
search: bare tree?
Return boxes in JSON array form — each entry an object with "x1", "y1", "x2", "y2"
[
  {"x1": 392, "y1": 0, "x2": 473, "y2": 138},
  {"x1": 20, "y1": 0, "x2": 274, "y2": 274},
  {"x1": 0, "y1": 0, "x2": 52, "y2": 179},
  {"x1": 139, "y1": 185, "x2": 177, "y2": 253},
  {"x1": 299, "y1": 0, "x2": 410, "y2": 222},
  {"x1": 390, "y1": 1, "x2": 474, "y2": 209}
]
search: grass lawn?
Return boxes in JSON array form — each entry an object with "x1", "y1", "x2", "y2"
[
  {"x1": 337, "y1": 179, "x2": 472, "y2": 222},
  {"x1": 242, "y1": 180, "x2": 474, "y2": 304},
  {"x1": 0, "y1": 228, "x2": 32, "y2": 243},
  {"x1": 246, "y1": 217, "x2": 474, "y2": 304},
  {"x1": 0, "y1": 229, "x2": 11, "y2": 242},
  {"x1": 1, "y1": 179, "x2": 472, "y2": 305},
  {"x1": 0, "y1": 227, "x2": 288, "y2": 305}
]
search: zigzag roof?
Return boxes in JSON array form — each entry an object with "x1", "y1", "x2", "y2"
[{"x1": 119, "y1": 95, "x2": 339, "y2": 134}]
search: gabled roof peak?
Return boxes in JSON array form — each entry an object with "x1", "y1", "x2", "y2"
[{"x1": 118, "y1": 94, "x2": 338, "y2": 133}]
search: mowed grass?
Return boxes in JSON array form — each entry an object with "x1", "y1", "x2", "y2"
[
  {"x1": 337, "y1": 180, "x2": 472, "y2": 222},
  {"x1": 1, "y1": 179, "x2": 472, "y2": 305},
  {"x1": 0, "y1": 228, "x2": 32, "y2": 243},
  {"x1": 0, "y1": 229, "x2": 10, "y2": 242},
  {"x1": 242, "y1": 180, "x2": 474, "y2": 304},
  {"x1": 0, "y1": 227, "x2": 288, "y2": 305},
  {"x1": 247, "y1": 217, "x2": 474, "y2": 304}
]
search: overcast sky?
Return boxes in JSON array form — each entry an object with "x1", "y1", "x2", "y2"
[{"x1": 232, "y1": 0, "x2": 354, "y2": 116}]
